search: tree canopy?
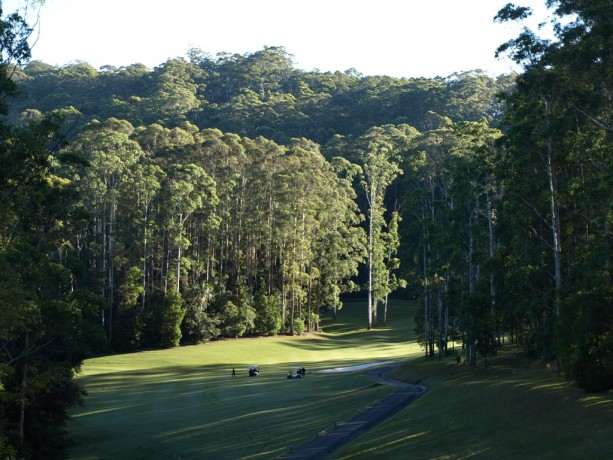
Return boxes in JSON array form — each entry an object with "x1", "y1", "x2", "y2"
[{"x1": 1, "y1": 1, "x2": 612, "y2": 457}]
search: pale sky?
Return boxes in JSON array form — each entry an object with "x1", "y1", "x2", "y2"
[{"x1": 3, "y1": 0, "x2": 554, "y2": 78}]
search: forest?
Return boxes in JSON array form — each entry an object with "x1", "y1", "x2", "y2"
[{"x1": 1, "y1": 1, "x2": 612, "y2": 458}]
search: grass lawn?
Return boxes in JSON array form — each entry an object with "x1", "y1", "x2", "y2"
[
  {"x1": 332, "y1": 346, "x2": 613, "y2": 460},
  {"x1": 68, "y1": 298, "x2": 613, "y2": 459},
  {"x1": 68, "y1": 299, "x2": 422, "y2": 459}
]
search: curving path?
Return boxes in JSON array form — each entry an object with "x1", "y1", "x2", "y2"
[{"x1": 278, "y1": 364, "x2": 427, "y2": 460}]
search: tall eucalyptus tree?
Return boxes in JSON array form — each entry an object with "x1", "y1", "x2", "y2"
[
  {"x1": 354, "y1": 124, "x2": 418, "y2": 329},
  {"x1": 401, "y1": 120, "x2": 502, "y2": 363},
  {"x1": 67, "y1": 118, "x2": 144, "y2": 345},
  {"x1": 0, "y1": 5, "x2": 104, "y2": 456},
  {"x1": 496, "y1": 0, "x2": 613, "y2": 388},
  {"x1": 313, "y1": 156, "x2": 366, "y2": 324},
  {"x1": 162, "y1": 163, "x2": 218, "y2": 294}
]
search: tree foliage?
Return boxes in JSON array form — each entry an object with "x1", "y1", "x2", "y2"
[
  {"x1": 0, "y1": 8, "x2": 611, "y2": 458},
  {"x1": 491, "y1": 0, "x2": 613, "y2": 389}
]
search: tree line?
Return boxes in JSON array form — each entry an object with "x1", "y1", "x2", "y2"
[
  {"x1": 1, "y1": 0, "x2": 612, "y2": 457},
  {"x1": 402, "y1": 1, "x2": 612, "y2": 394},
  {"x1": 8, "y1": 47, "x2": 512, "y2": 145}
]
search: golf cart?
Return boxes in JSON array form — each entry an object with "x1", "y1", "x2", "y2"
[
  {"x1": 248, "y1": 365, "x2": 260, "y2": 377},
  {"x1": 287, "y1": 367, "x2": 306, "y2": 379}
]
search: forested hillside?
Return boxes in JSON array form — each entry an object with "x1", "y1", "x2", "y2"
[
  {"x1": 8, "y1": 48, "x2": 512, "y2": 144},
  {"x1": 4, "y1": 47, "x2": 518, "y2": 351},
  {"x1": 1, "y1": 1, "x2": 611, "y2": 458}
]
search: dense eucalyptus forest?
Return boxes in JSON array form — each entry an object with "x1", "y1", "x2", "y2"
[{"x1": 1, "y1": 0, "x2": 612, "y2": 458}]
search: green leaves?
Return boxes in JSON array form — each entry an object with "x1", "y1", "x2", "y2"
[
  {"x1": 352, "y1": 124, "x2": 416, "y2": 328},
  {"x1": 160, "y1": 289, "x2": 184, "y2": 348},
  {"x1": 493, "y1": 3, "x2": 533, "y2": 23},
  {"x1": 493, "y1": 0, "x2": 613, "y2": 388}
]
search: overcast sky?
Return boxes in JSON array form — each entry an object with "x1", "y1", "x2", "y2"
[{"x1": 3, "y1": 0, "x2": 554, "y2": 78}]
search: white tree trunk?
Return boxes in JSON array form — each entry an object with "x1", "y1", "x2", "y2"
[
  {"x1": 546, "y1": 129, "x2": 562, "y2": 317},
  {"x1": 367, "y1": 191, "x2": 374, "y2": 330}
]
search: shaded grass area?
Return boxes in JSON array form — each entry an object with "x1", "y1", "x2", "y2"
[
  {"x1": 332, "y1": 348, "x2": 613, "y2": 460},
  {"x1": 71, "y1": 364, "x2": 389, "y2": 459},
  {"x1": 69, "y1": 298, "x2": 613, "y2": 459},
  {"x1": 68, "y1": 299, "x2": 421, "y2": 459}
]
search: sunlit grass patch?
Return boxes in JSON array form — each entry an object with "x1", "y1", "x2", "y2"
[
  {"x1": 69, "y1": 298, "x2": 612, "y2": 460},
  {"x1": 68, "y1": 299, "x2": 417, "y2": 459}
]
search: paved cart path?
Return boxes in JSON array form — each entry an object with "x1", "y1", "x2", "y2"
[{"x1": 278, "y1": 364, "x2": 426, "y2": 460}]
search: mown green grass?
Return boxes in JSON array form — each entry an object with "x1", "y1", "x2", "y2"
[
  {"x1": 69, "y1": 299, "x2": 613, "y2": 460},
  {"x1": 68, "y1": 299, "x2": 421, "y2": 459},
  {"x1": 332, "y1": 347, "x2": 613, "y2": 460}
]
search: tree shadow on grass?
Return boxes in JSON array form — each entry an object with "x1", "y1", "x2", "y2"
[
  {"x1": 68, "y1": 299, "x2": 421, "y2": 459},
  {"x1": 69, "y1": 360, "x2": 395, "y2": 460},
  {"x1": 333, "y1": 348, "x2": 613, "y2": 460}
]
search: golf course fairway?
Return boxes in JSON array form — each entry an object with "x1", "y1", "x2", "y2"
[
  {"x1": 67, "y1": 298, "x2": 613, "y2": 459},
  {"x1": 68, "y1": 299, "x2": 422, "y2": 459}
]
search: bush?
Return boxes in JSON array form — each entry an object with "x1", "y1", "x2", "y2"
[
  {"x1": 253, "y1": 289, "x2": 282, "y2": 336},
  {"x1": 558, "y1": 284, "x2": 613, "y2": 392},
  {"x1": 218, "y1": 288, "x2": 256, "y2": 338},
  {"x1": 181, "y1": 284, "x2": 220, "y2": 343},
  {"x1": 292, "y1": 318, "x2": 305, "y2": 335},
  {"x1": 160, "y1": 289, "x2": 185, "y2": 348}
]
